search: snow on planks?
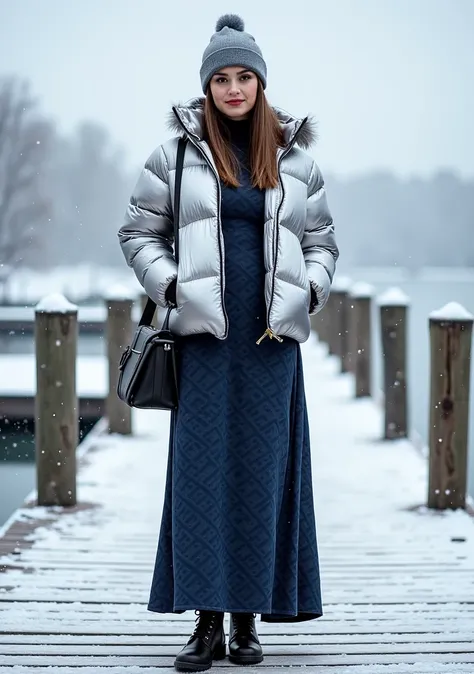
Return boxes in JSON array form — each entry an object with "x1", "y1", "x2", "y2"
[{"x1": 0, "y1": 335, "x2": 473, "y2": 672}]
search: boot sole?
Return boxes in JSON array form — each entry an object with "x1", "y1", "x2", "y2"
[{"x1": 174, "y1": 645, "x2": 226, "y2": 671}]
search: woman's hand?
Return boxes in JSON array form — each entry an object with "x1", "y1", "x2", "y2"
[{"x1": 165, "y1": 279, "x2": 177, "y2": 307}]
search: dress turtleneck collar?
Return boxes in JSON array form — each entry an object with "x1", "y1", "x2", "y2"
[{"x1": 221, "y1": 115, "x2": 252, "y2": 148}]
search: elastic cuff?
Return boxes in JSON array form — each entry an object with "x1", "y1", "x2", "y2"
[{"x1": 309, "y1": 285, "x2": 318, "y2": 314}]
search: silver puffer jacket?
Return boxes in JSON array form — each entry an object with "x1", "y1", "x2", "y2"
[{"x1": 118, "y1": 98, "x2": 339, "y2": 343}]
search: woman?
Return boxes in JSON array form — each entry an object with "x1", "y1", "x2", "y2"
[{"x1": 118, "y1": 14, "x2": 338, "y2": 672}]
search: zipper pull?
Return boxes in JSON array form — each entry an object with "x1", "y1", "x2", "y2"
[{"x1": 256, "y1": 328, "x2": 284, "y2": 345}]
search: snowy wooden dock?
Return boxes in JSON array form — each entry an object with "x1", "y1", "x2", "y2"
[{"x1": 1, "y1": 335, "x2": 474, "y2": 672}]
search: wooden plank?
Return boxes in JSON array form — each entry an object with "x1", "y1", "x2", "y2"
[
  {"x1": 3, "y1": 575, "x2": 473, "y2": 590},
  {"x1": 2, "y1": 559, "x2": 470, "y2": 572},
  {"x1": 1, "y1": 631, "x2": 474, "y2": 645},
  {"x1": 0, "y1": 662, "x2": 472, "y2": 674},
  {"x1": 2, "y1": 637, "x2": 474, "y2": 651},
  {"x1": 5, "y1": 561, "x2": 472, "y2": 576},
  {"x1": 1, "y1": 600, "x2": 472, "y2": 617},
  {"x1": 6, "y1": 547, "x2": 469, "y2": 563},
  {"x1": 1, "y1": 556, "x2": 471, "y2": 574},
  {"x1": 4, "y1": 554, "x2": 467, "y2": 567},
  {"x1": 12, "y1": 611, "x2": 472, "y2": 625},
  {"x1": 7, "y1": 538, "x2": 469, "y2": 550},
  {"x1": 2, "y1": 591, "x2": 473, "y2": 604},
  {"x1": 4, "y1": 542, "x2": 470, "y2": 557},
  {"x1": 5, "y1": 539, "x2": 470, "y2": 555},
  {"x1": 0, "y1": 619, "x2": 472, "y2": 638},
  {"x1": 2, "y1": 653, "x2": 474, "y2": 666},
  {"x1": 0, "y1": 663, "x2": 472, "y2": 674}
]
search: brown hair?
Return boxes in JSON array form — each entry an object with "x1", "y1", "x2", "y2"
[{"x1": 203, "y1": 80, "x2": 285, "y2": 189}]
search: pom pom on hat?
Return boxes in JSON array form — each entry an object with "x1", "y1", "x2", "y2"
[{"x1": 215, "y1": 14, "x2": 245, "y2": 32}]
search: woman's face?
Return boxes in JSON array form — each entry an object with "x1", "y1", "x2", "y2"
[{"x1": 209, "y1": 67, "x2": 258, "y2": 120}]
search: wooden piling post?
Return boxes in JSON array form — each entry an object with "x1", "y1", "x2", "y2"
[
  {"x1": 351, "y1": 282, "x2": 374, "y2": 397},
  {"x1": 318, "y1": 309, "x2": 329, "y2": 345},
  {"x1": 345, "y1": 290, "x2": 356, "y2": 373},
  {"x1": 105, "y1": 287, "x2": 135, "y2": 435},
  {"x1": 35, "y1": 293, "x2": 78, "y2": 506},
  {"x1": 330, "y1": 290, "x2": 344, "y2": 359},
  {"x1": 331, "y1": 277, "x2": 352, "y2": 372},
  {"x1": 310, "y1": 310, "x2": 326, "y2": 344},
  {"x1": 427, "y1": 302, "x2": 473, "y2": 510},
  {"x1": 325, "y1": 293, "x2": 337, "y2": 354},
  {"x1": 378, "y1": 287, "x2": 410, "y2": 439}
]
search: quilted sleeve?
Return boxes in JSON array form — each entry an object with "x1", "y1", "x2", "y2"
[
  {"x1": 118, "y1": 144, "x2": 177, "y2": 308},
  {"x1": 302, "y1": 160, "x2": 339, "y2": 314}
]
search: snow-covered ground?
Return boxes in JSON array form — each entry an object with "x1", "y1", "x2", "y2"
[
  {"x1": 0, "y1": 335, "x2": 473, "y2": 671},
  {"x1": 0, "y1": 354, "x2": 106, "y2": 396}
]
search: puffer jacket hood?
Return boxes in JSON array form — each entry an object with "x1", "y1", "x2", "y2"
[
  {"x1": 118, "y1": 98, "x2": 338, "y2": 343},
  {"x1": 166, "y1": 97, "x2": 319, "y2": 150}
]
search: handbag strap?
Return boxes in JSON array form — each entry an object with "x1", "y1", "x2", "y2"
[{"x1": 139, "y1": 136, "x2": 188, "y2": 328}]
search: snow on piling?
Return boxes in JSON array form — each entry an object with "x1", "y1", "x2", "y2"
[
  {"x1": 429, "y1": 301, "x2": 474, "y2": 323},
  {"x1": 331, "y1": 275, "x2": 353, "y2": 293},
  {"x1": 103, "y1": 283, "x2": 137, "y2": 302},
  {"x1": 377, "y1": 286, "x2": 410, "y2": 307},
  {"x1": 35, "y1": 292, "x2": 78, "y2": 313},
  {"x1": 350, "y1": 281, "x2": 375, "y2": 299}
]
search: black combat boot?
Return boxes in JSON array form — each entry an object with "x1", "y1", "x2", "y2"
[
  {"x1": 228, "y1": 612, "x2": 263, "y2": 665},
  {"x1": 174, "y1": 610, "x2": 226, "y2": 671}
]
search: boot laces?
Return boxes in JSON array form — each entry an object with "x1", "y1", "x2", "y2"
[{"x1": 191, "y1": 610, "x2": 219, "y2": 644}]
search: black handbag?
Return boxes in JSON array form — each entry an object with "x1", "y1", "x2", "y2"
[{"x1": 116, "y1": 137, "x2": 187, "y2": 410}]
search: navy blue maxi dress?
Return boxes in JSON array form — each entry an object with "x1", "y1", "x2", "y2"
[{"x1": 148, "y1": 118, "x2": 322, "y2": 622}]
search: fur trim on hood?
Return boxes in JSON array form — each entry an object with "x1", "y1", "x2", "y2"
[{"x1": 166, "y1": 97, "x2": 318, "y2": 149}]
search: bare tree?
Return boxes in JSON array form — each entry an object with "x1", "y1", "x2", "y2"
[
  {"x1": 0, "y1": 76, "x2": 54, "y2": 277},
  {"x1": 44, "y1": 120, "x2": 133, "y2": 270}
]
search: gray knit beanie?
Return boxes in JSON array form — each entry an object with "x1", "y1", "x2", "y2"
[{"x1": 200, "y1": 14, "x2": 267, "y2": 93}]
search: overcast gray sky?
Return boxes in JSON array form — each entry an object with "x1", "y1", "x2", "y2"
[{"x1": 1, "y1": 0, "x2": 473, "y2": 178}]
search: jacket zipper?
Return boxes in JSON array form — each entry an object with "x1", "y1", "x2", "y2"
[
  {"x1": 256, "y1": 327, "x2": 283, "y2": 345},
  {"x1": 172, "y1": 109, "x2": 229, "y2": 339},
  {"x1": 256, "y1": 118, "x2": 308, "y2": 345}
]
